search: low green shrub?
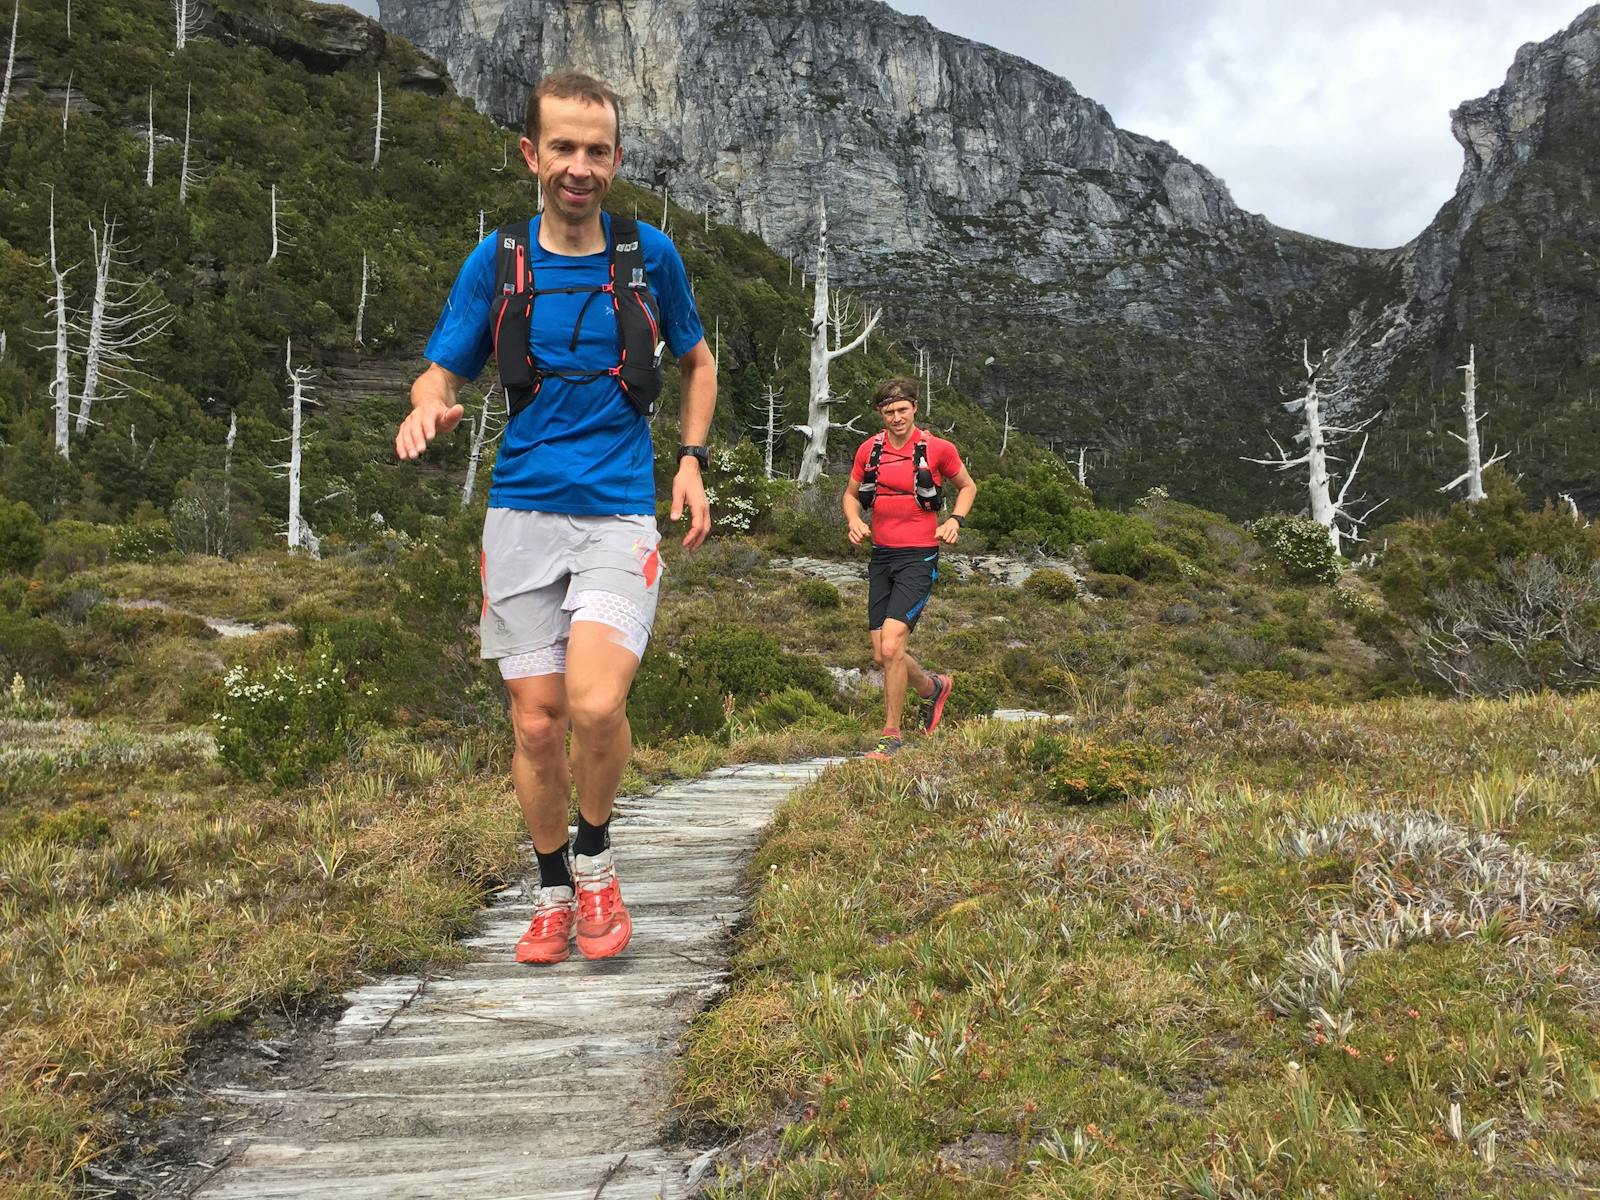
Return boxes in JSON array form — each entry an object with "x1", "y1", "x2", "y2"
[
  {"x1": 1229, "y1": 670, "x2": 1325, "y2": 705},
  {"x1": 1022, "y1": 568, "x2": 1078, "y2": 602},
  {"x1": 1008, "y1": 731, "x2": 1160, "y2": 805},
  {"x1": 0, "y1": 609, "x2": 73, "y2": 680},
  {"x1": 37, "y1": 520, "x2": 115, "y2": 579},
  {"x1": 111, "y1": 515, "x2": 175, "y2": 562},
  {"x1": 215, "y1": 635, "x2": 357, "y2": 785},
  {"x1": 1249, "y1": 514, "x2": 1341, "y2": 585},
  {"x1": 940, "y1": 668, "x2": 1003, "y2": 722},
  {"x1": 1086, "y1": 532, "x2": 1146, "y2": 577},
  {"x1": 1089, "y1": 572, "x2": 1137, "y2": 599},
  {"x1": 685, "y1": 627, "x2": 832, "y2": 701},
  {"x1": 796, "y1": 578, "x2": 842, "y2": 609},
  {"x1": 0, "y1": 500, "x2": 44, "y2": 575},
  {"x1": 629, "y1": 647, "x2": 726, "y2": 744},
  {"x1": 744, "y1": 686, "x2": 847, "y2": 732}
]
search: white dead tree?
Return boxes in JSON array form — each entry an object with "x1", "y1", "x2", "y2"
[
  {"x1": 61, "y1": 70, "x2": 71, "y2": 136},
  {"x1": 1244, "y1": 339, "x2": 1384, "y2": 556},
  {"x1": 223, "y1": 407, "x2": 237, "y2": 519},
  {"x1": 999, "y1": 399, "x2": 1015, "y2": 456},
  {"x1": 1560, "y1": 493, "x2": 1581, "y2": 523},
  {"x1": 461, "y1": 387, "x2": 505, "y2": 508},
  {"x1": 370, "y1": 72, "x2": 384, "y2": 168},
  {"x1": 795, "y1": 199, "x2": 880, "y2": 484},
  {"x1": 178, "y1": 84, "x2": 201, "y2": 203},
  {"x1": 145, "y1": 87, "x2": 155, "y2": 187},
  {"x1": 1439, "y1": 344, "x2": 1508, "y2": 503},
  {"x1": 660, "y1": 184, "x2": 668, "y2": 231},
  {"x1": 43, "y1": 192, "x2": 74, "y2": 459},
  {"x1": 74, "y1": 213, "x2": 174, "y2": 434},
  {"x1": 752, "y1": 381, "x2": 787, "y2": 479},
  {"x1": 354, "y1": 250, "x2": 370, "y2": 345},
  {"x1": 0, "y1": 0, "x2": 19, "y2": 138},
  {"x1": 268, "y1": 184, "x2": 280, "y2": 261},
  {"x1": 278, "y1": 341, "x2": 319, "y2": 556},
  {"x1": 1075, "y1": 446, "x2": 1088, "y2": 488},
  {"x1": 171, "y1": 0, "x2": 202, "y2": 50}
]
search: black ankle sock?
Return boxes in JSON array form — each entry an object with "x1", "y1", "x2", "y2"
[
  {"x1": 573, "y1": 813, "x2": 611, "y2": 858},
  {"x1": 535, "y1": 842, "x2": 573, "y2": 890}
]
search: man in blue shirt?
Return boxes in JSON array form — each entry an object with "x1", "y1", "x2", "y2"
[{"x1": 396, "y1": 72, "x2": 715, "y2": 965}]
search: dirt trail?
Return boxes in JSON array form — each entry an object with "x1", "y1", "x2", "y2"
[{"x1": 190, "y1": 759, "x2": 836, "y2": 1200}]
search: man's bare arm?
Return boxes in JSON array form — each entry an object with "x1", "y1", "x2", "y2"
[{"x1": 670, "y1": 340, "x2": 716, "y2": 549}]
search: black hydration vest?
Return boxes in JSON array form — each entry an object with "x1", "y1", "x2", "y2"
[
  {"x1": 858, "y1": 433, "x2": 941, "y2": 512},
  {"x1": 489, "y1": 216, "x2": 665, "y2": 421}
]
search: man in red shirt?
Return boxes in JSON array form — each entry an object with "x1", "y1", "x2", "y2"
[{"x1": 844, "y1": 377, "x2": 978, "y2": 759}]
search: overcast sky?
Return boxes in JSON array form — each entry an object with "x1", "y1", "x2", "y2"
[{"x1": 335, "y1": 0, "x2": 1588, "y2": 248}]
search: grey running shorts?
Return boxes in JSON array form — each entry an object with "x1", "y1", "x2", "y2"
[{"x1": 479, "y1": 509, "x2": 663, "y2": 677}]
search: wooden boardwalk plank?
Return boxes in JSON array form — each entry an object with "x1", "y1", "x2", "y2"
[{"x1": 194, "y1": 759, "x2": 837, "y2": 1200}]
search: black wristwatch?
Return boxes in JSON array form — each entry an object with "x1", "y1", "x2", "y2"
[
  {"x1": 949, "y1": 513, "x2": 966, "y2": 527},
  {"x1": 677, "y1": 445, "x2": 708, "y2": 470}
]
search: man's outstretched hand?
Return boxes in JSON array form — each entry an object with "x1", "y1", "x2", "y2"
[
  {"x1": 671, "y1": 463, "x2": 711, "y2": 550},
  {"x1": 395, "y1": 398, "x2": 465, "y2": 461}
]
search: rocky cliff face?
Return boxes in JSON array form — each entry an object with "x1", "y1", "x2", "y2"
[{"x1": 380, "y1": 0, "x2": 1599, "y2": 515}]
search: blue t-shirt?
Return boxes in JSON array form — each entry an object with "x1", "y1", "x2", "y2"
[{"x1": 424, "y1": 213, "x2": 704, "y2": 515}]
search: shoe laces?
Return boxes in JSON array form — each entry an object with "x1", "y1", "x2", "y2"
[
  {"x1": 579, "y1": 876, "x2": 620, "y2": 928},
  {"x1": 873, "y1": 734, "x2": 902, "y2": 754},
  {"x1": 528, "y1": 887, "x2": 574, "y2": 936}
]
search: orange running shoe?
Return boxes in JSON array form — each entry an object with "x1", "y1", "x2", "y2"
[
  {"x1": 920, "y1": 674, "x2": 954, "y2": 735},
  {"x1": 516, "y1": 885, "x2": 576, "y2": 964},
  {"x1": 573, "y1": 849, "x2": 632, "y2": 960}
]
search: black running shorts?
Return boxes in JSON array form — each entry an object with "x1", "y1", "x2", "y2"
[{"x1": 868, "y1": 546, "x2": 939, "y2": 633}]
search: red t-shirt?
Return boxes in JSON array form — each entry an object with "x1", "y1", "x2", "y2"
[{"x1": 850, "y1": 429, "x2": 964, "y2": 548}]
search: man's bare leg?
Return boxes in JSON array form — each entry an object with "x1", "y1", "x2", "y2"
[
  {"x1": 562, "y1": 620, "x2": 644, "y2": 958},
  {"x1": 564, "y1": 621, "x2": 644, "y2": 824},
  {"x1": 504, "y1": 673, "x2": 571, "y2": 854},
  {"x1": 874, "y1": 619, "x2": 932, "y2": 734}
]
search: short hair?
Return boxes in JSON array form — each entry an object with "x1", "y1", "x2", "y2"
[
  {"x1": 525, "y1": 71, "x2": 622, "y2": 146},
  {"x1": 874, "y1": 377, "x2": 920, "y2": 408}
]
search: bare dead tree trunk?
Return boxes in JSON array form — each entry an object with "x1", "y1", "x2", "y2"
[
  {"x1": 1000, "y1": 398, "x2": 1013, "y2": 456},
  {"x1": 1440, "y1": 344, "x2": 1508, "y2": 503},
  {"x1": 460, "y1": 387, "x2": 504, "y2": 508},
  {"x1": 1244, "y1": 339, "x2": 1383, "y2": 555},
  {"x1": 223, "y1": 408, "x2": 237, "y2": 522},
  {"x1": 370, "y1": 72, "x2": 383, "y2": 168},
  {"x1": 0, "y1": 0, "x2": 19, "y2": 139},
  {"x1": 61, "y1": 70, "x2": 71, "y2": 137},
  {"x1": 797, "y1": 197, "x2": 880, "y2": 485},
  {"x1": 1076, "y1": 446, "x2": 1088, "y2": 487},
  {"x1": 280, "y1": 341, "x2": 318, "y2": 555},
  {"x1": 78, "y1": 216, "x2": 112, "y2": 431},
  {"x1": 354, "y1": 250, "x2": 368, "y2": 345},
  {"x1": 47, "y1": 192, "x2": 72, "y2": 460},
  {"x1": 172, "y1": 0, "x2": 201, "y2": 50},
  {"x1": 178, "y1": 83, "x2": 198, "y2": 204},
  {"x1": 269, "y1": 184, "x2": 280, "y2": 262},
  {"x1": 660, "y1": 184, "x2": 668, "y2": 231},
  {"x1": 74, "y1": 213, "x2": 174, "y2": 434},
  {"x1": 146, "y1": 86, "x2": 155, "y2": 187},
  {"x1": 755, "y1": 382, "x2": 785, "y2": 479}
]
